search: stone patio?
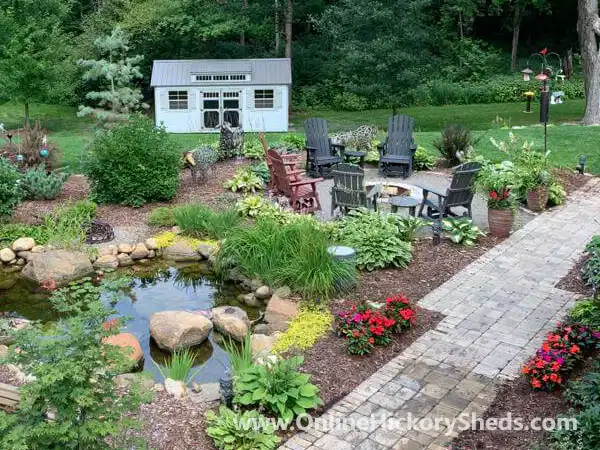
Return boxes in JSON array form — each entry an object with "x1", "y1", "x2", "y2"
[{"x1": 282, "y1": 177, "x2": 600, "y2": 450}]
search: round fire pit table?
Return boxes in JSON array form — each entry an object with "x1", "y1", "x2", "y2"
[
  {"x1": 342, "y1": 150, "x2": 367, "y2": 168},
  {"x1": 390, "y1": 196, "x2": 419, "y2": 217}
]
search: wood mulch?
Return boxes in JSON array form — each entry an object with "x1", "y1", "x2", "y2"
[
  {"x1": 556, "y1": 254, "x2": 592, "y2": 297},
  {"x1": 554, "y1": 168, "x2": 590, "y2": 196}
]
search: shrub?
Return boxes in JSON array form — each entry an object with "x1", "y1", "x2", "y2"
[
  {"x1": 280, "y1": 134, "x2": 304, "y2": 152},
  {"x1": 433, "y1": 124, "x2": 479, "y2": 165},
  {"x1": 242, "y1": 138, "x2": 265, "y2": 159},
  {"x1": 224, "y1": 167, "x2": 264, "y2": 193},
  {"x1": 0, "y1": 291, "x2": 148, "y2": 449},
  {"x1": 442, "y1": 218, "x2": 484, "y2": 246},
  {"x1": 0, "y1": 157, "x2": 22, "y2": 217},
  {"x1": 413, "y1": 146, "x2": 436, "y2": 170},
  {"x1": 334, "y1": 208, "x2": 412, "y2": 271},
  {"x1": 332, "y1": 92, "x2": 369, "y2": 111},
  {"x1": 548, "y1": 181, "x2": 567, "y2": 206},
  {"x1": 154, "y1": 349, "x2": 202, "y2": 384},
  {"x1": 84, "y1": 116, "x2": 180, "y2": 206},
  {"x1": 205, "y1": 406, "x2": 280, "y2": 450},
  {"x1": 235, "y1": 355, "x2": 323, "y2": 424},
  {"x1": 272, "y1": 309, "x2": 333, "y2": 354},
  {"x1": 148, "y1": 206, "x2": 175, "y2": 227},
  {"x1": 217, "y1": 219, "x2": 354, "y2": 298},
  {"x1": 20, "y1": 164, "x2": 69, "y2": 200},
  {"x1": 172, "y1": 203, "x2": 241, "y2": 240}
]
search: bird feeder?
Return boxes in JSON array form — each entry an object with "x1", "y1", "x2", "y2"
[
  {"x1": 521, "y1": 68, "x2": 534, "y2": 82},
  {"x1": 523, "y1": 91, "x2": 535, "y2": 113}
]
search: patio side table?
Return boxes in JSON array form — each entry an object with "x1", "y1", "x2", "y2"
[
  {"x1": 342, "y1": 150, "x2": 367, "y2": 168},
  {"x1": 390, "y1": 196, "x2": 419, "y2": 217}
]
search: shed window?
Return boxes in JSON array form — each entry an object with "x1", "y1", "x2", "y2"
[
  {"x1": 168, "y1": 91, "x2": 188, "y2": 110},
  {"x1": 254, "y1": 89, "x2": 274, "y2": 109}
]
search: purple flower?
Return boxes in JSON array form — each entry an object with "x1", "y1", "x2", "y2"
[{"x1": 352, "y1": 313, "x2": 362, "y2": 323}]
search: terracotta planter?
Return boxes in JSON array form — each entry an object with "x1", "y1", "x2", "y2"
[
  {"x1": 488, "y1": 208, "x2": 514, "y2": 238},
  {"x1": 527, "y1": 187, "x2": 549, "y2": 212}
]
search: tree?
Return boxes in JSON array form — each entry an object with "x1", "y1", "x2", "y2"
[
  {"x1": 0, "y1": 0, "x2": 71, "y2": 125},
  {"x1": 578, "y1": 0, "x2": 600, "y2": 125},
  {"x1": 77, "y1": 27, "x2": 148, "y2": 125}
]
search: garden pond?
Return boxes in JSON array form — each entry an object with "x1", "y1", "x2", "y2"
[{"x1": 0, "y1": 261, "x2": 257, "y2": 383}]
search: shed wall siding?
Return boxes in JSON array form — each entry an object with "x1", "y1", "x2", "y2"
[{"x1": 154, "y1": 85, "x2": 288, "y2": 133}]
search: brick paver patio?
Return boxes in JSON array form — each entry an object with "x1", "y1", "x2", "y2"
[{"x1": 281, "y1": 178, "x2": 600, "y2": 450}]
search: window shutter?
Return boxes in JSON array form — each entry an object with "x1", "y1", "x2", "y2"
[
  {"x1": 247, "y1": 89, "x2": 254, "y2": 111},
  {"x1": 274, "y1": 87, "x2": 283, "y2": 109},
  {"x1": 188, "y1": 90, "x2": 196, "y2": 110},
  {"x1": 159, "y1": 90, "x2": 168, "y2": 111}
]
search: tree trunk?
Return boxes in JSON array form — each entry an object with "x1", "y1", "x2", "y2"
[
  {"x1": 24, "y1": 102, "x2": 29, "y2": 127},
  {"x1": 275, "y1": 0, "x2": 280, "y2": 56},
  {"x1": 240, "y1": 0, "x2": 248, "y2": 45},
  {"x1": 578, "y1": 0, "x2": 600, "y2": 125},
  {"x1": 284, "y1": 0, "x2": 292, "y2": 59},
  {"x1": 511, "y1": 4, "x2": 523, "y2": 71}
]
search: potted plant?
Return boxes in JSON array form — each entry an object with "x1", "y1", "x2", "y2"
[
  {"x1": 476, "y1": 161, "x2": 516, "y2": 238},
  {"x1": 515, "y1": 149, "x2": 551, "y2": 212}
]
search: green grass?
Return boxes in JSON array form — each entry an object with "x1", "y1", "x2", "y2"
[{"x1": 1, "y1": 99, "x2": 597, "y2": 174}]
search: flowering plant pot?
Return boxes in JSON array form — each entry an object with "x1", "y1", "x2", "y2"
[
  {"x1": 487, "y1": 208, "x2": 514, "y2": 238},
  {"x1": 527, "y1": 186, "x2": 549, "y2": 212}
]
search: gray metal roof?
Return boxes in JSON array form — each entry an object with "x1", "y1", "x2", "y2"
[{"x1": 150, "y1": 58, "x2": 292, "y2": 87}]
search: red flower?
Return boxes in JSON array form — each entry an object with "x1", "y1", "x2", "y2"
[
  {"x1": 489, "y1": 191, "x2": 498, "y2": 200},
  {"x1": 531, "y1": 378, "x2": 542, "y2": 389},
  {"x1": 540, "y1": 47, "x2": 548, "y2": 56},
  {"x1": 549, "y1": 373, "x2": 559, "y2": 383},
  {"x1": 569, "y1": 344, "x2": 580, "y2": 354},
  {"x1": 368, "y1": 337, "x2": 375, "y2": 345}
]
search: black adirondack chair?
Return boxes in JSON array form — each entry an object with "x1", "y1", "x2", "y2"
[
  {"x1": 417, "y1": 162, "x2": 481, "y2": 219},
  {"x1": 330, "y1": 164, "x2": 381, "y2": 216},
  {"x1": 378, "y1": 115, "x2": 417, "y2": 178},
  {"x1": 304, "y1": 118, "x2": 343, "y2": 177}
]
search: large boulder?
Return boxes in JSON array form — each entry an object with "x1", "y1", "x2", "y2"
[
  {"x1": 94, "y1": 254, "x2": 119, "y2": 269},
  {"x1": 21, "y1": 250, "x2": 94, "y2": 286},
  {"x1": 251, "y1": 333, "x2": 278, "y2": 357},
  {"x1": 211, "y1": 306, "x2": 250, "y2": 342},
  {"x1": 103, "y1": 332, "x2": 144, "y2": 366},
  {"x1": 162, "y1": 241, "x2": 201, "y2": 262},
  {"x1": 150, "y1": 311, "x2": 213, "y2": 351},
  {"x1": 117, "y1": 253, "x2": 134, "y2": 267},
  {"x1": 12, "y1": 237, "x2": 35, "y2": 252},
  {"x1": 197, "y1": 242, "x2": 217, "y2": 259},
  {"x1": 0, "y1": 248, "x2": 16, "y2": 263},
  {"x1": 264, "y1": 295, "x2": 299, "y2": 333},
  {"x1": 130, "y1": 243, "x2": 149, "y2": 260}
]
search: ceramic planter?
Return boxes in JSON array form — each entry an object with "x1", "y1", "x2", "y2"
[
  {"x1": 527, "y1": 186, "x2": 549, "y2": 212},
  {"x1": 488, "y1": 208, "x2": 514, "y2": 238}
]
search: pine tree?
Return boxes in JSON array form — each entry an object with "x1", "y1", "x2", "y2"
[{"x1": 77, "y1": 27, "x2": 148, "y2": 126}]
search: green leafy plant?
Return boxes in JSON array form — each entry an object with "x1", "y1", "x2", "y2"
[
  {"x1": 334, "y1": 208, "x2": 412, "y2": 271},
  {"x1": 396, "y1": 216, "x2": 430, "y2": 241},
  {"x1": 272, "y1": 309, "x2": 333, "y2": 354},
  {"x1": 243, "y1": 138, "x2": 265, "y2": 159},
  {"x1": 475, "y1": 160, "x2": 517, "y2": 209},
  {"x1": 222, "y1": 333, "x2": 254, "y2": 377},
  {"x1": 172, "y1": 203, "x2": 241, "y2": 240},
  {"x1": 84, "y1": 116, "x2": 179, "y2": 206},
  {"x1": 280, "y1": 134, "x2": 305, "y2": 152},
  {"x1": 413, "y1": 146, "x2": 436, "y2": 170},
  {"x1": 433, "y1": 124, "x2": 479, "y2": 165},
  {"x1": 564, "y1": 361, "x2": 600, "y2": 409},
  {"x1": 442, "y1": 217, "x2": 484, "y2": 246},
  {"x1": 548, "y1": 181, "x2": 567, "y2": 206},
  {"x1": 551, "y1": 406, "x2": 600, "y2": 450},
  {"x1": 569, "y1": 299, "x2": 600, "y2": 327},
  {"x1": 205, "y1": 406, "x2": 281, "y2": 450},
  {"x1": 154, "y1": 348, "x2": 202, "y2": 384},
  {"x1": 217, "y1": 219, "x2": 353, "y2": 298},
  {"x1": 148, "y1": 206, "x2": 175, "y2": 227},
  {"x1": 249, "y1": 161, "x2": 271, "y2": 184},
  {"x1": 514, "y1": 147, "x2": 552, "y2": 192},
  {"x1": 0, "y1": 157, "x2": 22, "y2": 217},
  {"x1": 20, "y1": 164, "x2": 68, "y2": 200},
  {"x1": 0, "y1": 223, "x2": 49, "y2": 247},
  {"x1": 224, "y1": 167, "x2": 264, "y2": 193},
  {"x1": 42, "y1": 200, "x2": 97, "y2": 250},
  {"x1": 236, "y1": 195, "x2": 274, "y2": 218},
  {"x1": 235, "y1": 355, "x2": 323, "y2": 424}
]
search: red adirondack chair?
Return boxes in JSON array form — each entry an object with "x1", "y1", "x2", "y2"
[
  {"x1": 268, "y1": 149, "x2": 323, "y2": 213},
  {"x1": 259, "y1": 133, "x2": 302, "y2": 191}
]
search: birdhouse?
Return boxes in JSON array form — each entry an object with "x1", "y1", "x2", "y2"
[{"x1": 521, "y1": 68, "x2": 534, "y2": 81}]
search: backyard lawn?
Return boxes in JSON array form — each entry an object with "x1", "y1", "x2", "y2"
[{"x1": 1, "y1": 99, "x2": 598, "y2": 174}]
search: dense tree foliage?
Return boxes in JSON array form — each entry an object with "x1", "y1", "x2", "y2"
[{"x1": 0, "y1": 0, "x2": 587, "y2": 114}]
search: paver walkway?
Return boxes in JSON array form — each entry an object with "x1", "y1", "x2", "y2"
[{"x1": 282, "y1": 177, "x2": 600, "y2": 450}]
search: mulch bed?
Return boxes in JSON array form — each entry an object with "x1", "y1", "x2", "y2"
[
  {"x1": 556, "y1": 254, "x2": 592, "y2": 297},
  {"x1": 451, "y1": 355, "x2": 597, "y2": 450},
  {"x1": 0, "y1": 365, "x2": 24, "y2": 387},
  {"x1": 554, "y1": 168, "x2": 590, "y2": 196}
]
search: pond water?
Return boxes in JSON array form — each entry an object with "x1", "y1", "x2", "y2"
[{"x1": 0, "y1": 261, "x2": 256, "y2": 384}]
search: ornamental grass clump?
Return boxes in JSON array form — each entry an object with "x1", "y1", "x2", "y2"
[
  {"x1": 522, "y1": 322, "x2": 600, "y2": 391},
  {"x1": 335, "y1": 294, "x2": 417, "y2": 355},
  {"x1": 154, "y1": 348, "x2": 202, "y2": 384},
  {"x1": 172, "y1": 203, "x2": 240, "y2": 240}
]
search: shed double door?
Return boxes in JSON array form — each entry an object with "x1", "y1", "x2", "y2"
[{"x1": 200, "y1": 89, "x2": 242, "y2": 129}]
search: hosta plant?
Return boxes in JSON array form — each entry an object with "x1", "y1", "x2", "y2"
[
  {"x1": 441, "y1": 217, "x2": 484, "y2": 246},
  {"x1": 224, "y1": 167, "x2": 264, "y2": 193},
  {"x1": 205, "y1": 406, "x2": 280, "y2": 450},
  {"x1": 396, "y1": 216, "x2": 430, "y2": 241},
  {"x1": 235, "y1": 355, "x2": 323, "y2": 424}
]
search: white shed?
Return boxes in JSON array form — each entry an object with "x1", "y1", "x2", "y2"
[{"x1": 150, "y1": 58, "x2": 291, "y2": 133}]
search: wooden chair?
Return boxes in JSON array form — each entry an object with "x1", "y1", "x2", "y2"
[
  {"x1": 378, "y1": 115, "x2": 417, "y2": 178},
  {"x1": 258, "y1": 133, "x2": 302, "y2": 191},
  {"x1": 331, "y1": 164, "x2": 381, "y2": 216},
  {"x1": 417, "y1": 162, "x2": 482, "y2": 219},
  {"x1": 303, "y1": 118, "x2": 343, "y2": 177},
  {"x1": 268, "y1": 149, "x2": 323, "y2": 213}
]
